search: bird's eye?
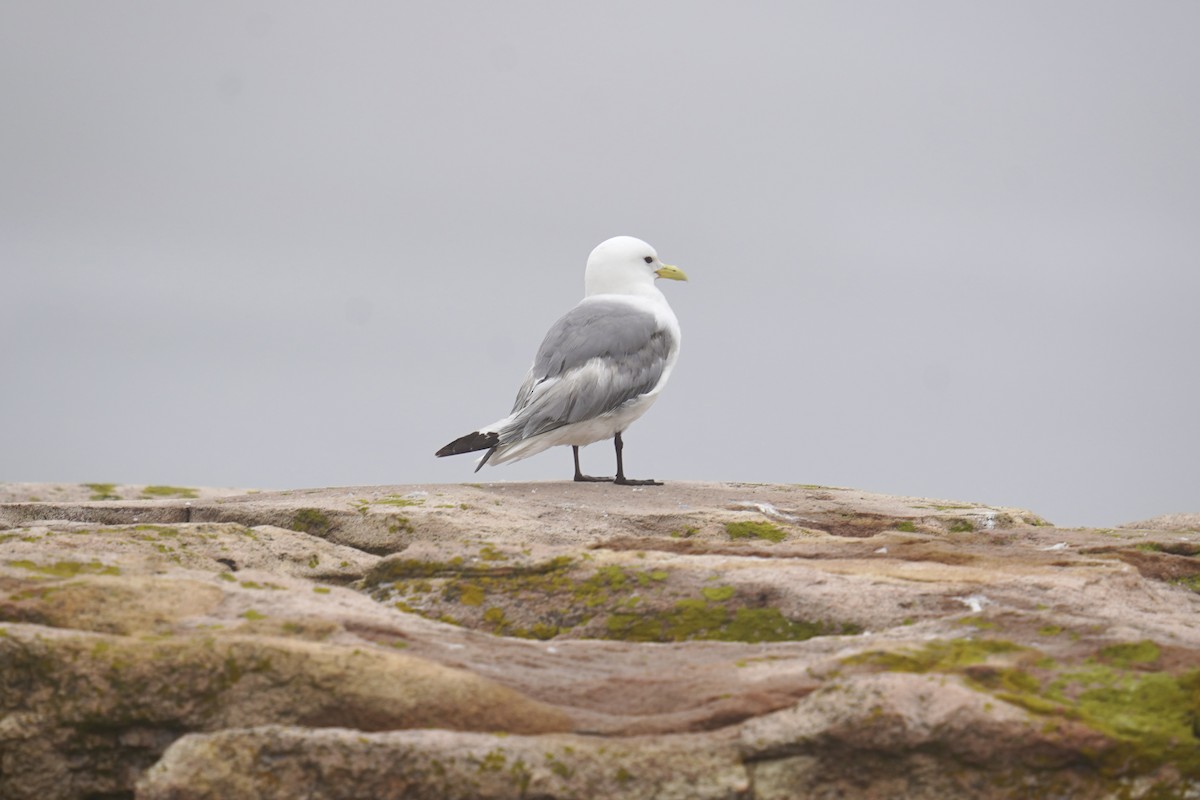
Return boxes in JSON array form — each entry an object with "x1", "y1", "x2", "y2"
[{"x1": 643, "y1": 256, "x2": 654, "y2": 264}]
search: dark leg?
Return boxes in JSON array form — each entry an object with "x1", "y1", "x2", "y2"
[
  {"x1": 612, "y1": 432, "x2": 663, "y2": 486},
  {"x1": 573, "y1": 445, "x2": 614, "y2": 482}
]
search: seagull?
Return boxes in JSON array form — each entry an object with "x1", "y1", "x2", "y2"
[{"x1": 436, "y1": 236, "x2": 687, "y2": 485}]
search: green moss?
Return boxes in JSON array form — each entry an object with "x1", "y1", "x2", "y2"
[
  {"x1": 844, "y1": 639, "x2": 1026, "y2": 673},
  {"x1": 217, "y1": 572, "x2": 237, "y2": 582},
  {"x1": 991, "y1": 683, "x2": 1068, "y2": 716},
  {"x1": 1098, "y1": 640, "x2": 1161, "y2": 669},
  {"x1": 630, "y1": 570, "x2": 653, "y2": 586},
  {"x1": 290, "y1": 508, "x2": 332, "y2": 536},
  {"x1": 1171, "y1": 575, "x2": 1200, "y2": 594},
  {"x1": 239, "y1": 580, "x2": 283, "y2": 591},
  {"x1": 141, "y1": 485, "x2": 199, "y2": 499},
  {"x1": 508, "y1": 757, "x2": 531, "y2": 792},
  {"x1": 544, "y1": 754, "x2": 572, "y2": 779},
  {"x1": 1037, "y1": 625, "x2": 1064, "y2": 637},
  {"x1": 894, "y1": 521, "x2": 917, "y2": 533},
  {"x1": 605, "y1": 601, "x2": 854, "y2": 643},
  {"x1": 1030, "y1": 665, "x2": 1200, "y2": 778},
  {"x1": 478, "y1": 544, "x2": 508, "y2": 562},
  {"x1": 966, "y1": 666, "x2": 1044, "y2": 696},
  {"x1": 1074, "y1": 671, "x2": 1200, "y2": 774},
  {"x1": 371, "y1": 559, "x2": 454, "y2": 581},
  {"x1": 591, "y1": 564, "x2": 627, "y2": 588},
  {"x1": 1174, "y1": 575, "x2": 1200, "y2": 593},
  {"x1": 133, "y1": 524, "x2": 180, "y2": 537},
  {"x1": 725, "y1": 521, "x2": 787, "y2": 543},
  {"x1": 948, "y1": 519, "x2": 975, "y2": 533},
  {"x1": 520, "y1": 623, "x2": 560, "y2": 640},
  {"x1": 846, "y1": 637, "x2": 1200, "y2": 781},
  {"x1": 670, "y1": 526, "x2": 699, "y2": 538},
  {"x1": 370, "y1": 555, "x2": 862, "y2": 645},
  {"x1": 455, "y1": 583, "x2": 486, "y2": 607},
  {"x1": 482, "y1": 607, "x2": 509, "y2": 632},
  {"x1": 6, "y1": 559, "x2": 120, "y2": 578},
  {"x1": 239, "y1": 610, "x2": 265, "y2": 621},
  {"x1": 477, "y1": 749, "x2": 506, "y2": 772},
  {"x1": 957, "y1": 616, "x2": 996, "y2": 630},
  {"x1": 375, "y1": 495, "x2": 424, "y2": 507},
  {"x1": 312, "y1": 586, "x2": 331, "y2": 594},
  {"x1": 368, "y1": 556, "x2": 572, "y2": 584},
  {"x1": 83, "y1": 482, "x2": 120, "y2": 500}
]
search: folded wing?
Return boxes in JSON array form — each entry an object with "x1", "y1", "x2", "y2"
[{"x1": 500, "y1": 299, "x2": 674, "y2": 442}]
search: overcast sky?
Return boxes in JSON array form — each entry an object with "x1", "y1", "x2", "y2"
[{"x1": 2, "y1": 2, "x2": 1197, "y2": 527}]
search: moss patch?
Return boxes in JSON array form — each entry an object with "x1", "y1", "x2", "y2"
[
  {"x1": 141, "y1": 485, "x2": 199, "y2": 499},
  {"x1": 6, "y1": 560, "x2": 121, "y2": 578},
  {"x1": 1071, "y1": 670, "x2": 1200, "y2": 775},
  {"x1": 290, "y1": 509, "x2": 332, "y2": 537},
  {"x1": 83, "y1": 483, "x2": 120, "y2": 501},
  {"x1": 370, "y1": 557, "x2": 856, "y2": 644},
  {"x1": 1097, "y1": 640, "x2": 1161, "y2": 669},
  {"x1": 1174, "y1": 575, "x2": 1200, "y2": 593},
  {"x1": 606, "y1": 602, "x2": 857, "y2": 644},
  {"x1": 375, "y1": 495, "x2": 425, "y2": 507},
  {"x1": 844, "y1": 638, "x2": 1200, "y2": 781},
  {"x1": 701, "y1": 586, "x2": 735, "y2": 602},
  {"x1": 844, "y1": 638, "x2": 1026, "y2": 673},
  {"x1": 725, "y1": 521, "x2": 787, "y2": 543}
]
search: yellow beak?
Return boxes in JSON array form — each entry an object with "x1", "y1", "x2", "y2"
[{"x1": 655, "y1": 263, "x2": 688, "y2": 281}]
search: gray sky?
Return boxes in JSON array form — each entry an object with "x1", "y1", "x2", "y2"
[{"x1": 2, "y1": 2, "x2": 1197, "y2": 527}]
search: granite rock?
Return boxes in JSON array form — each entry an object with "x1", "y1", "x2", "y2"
[{"x1": 1, "y1": 481, "x2": 1197, "y2": 799}]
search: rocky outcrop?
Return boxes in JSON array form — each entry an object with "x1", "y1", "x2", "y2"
[{"x1": 1, "y1": 481, "x2": 1198, "y2": 798}]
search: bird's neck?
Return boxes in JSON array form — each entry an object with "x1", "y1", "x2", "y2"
[{"x1": 583, "y1": 281, "x2": 665, "y2": 302}]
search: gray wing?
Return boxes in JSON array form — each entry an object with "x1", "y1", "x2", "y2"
[{"x1": 503, "y1": 299, "x2": 673, "y2": 440}]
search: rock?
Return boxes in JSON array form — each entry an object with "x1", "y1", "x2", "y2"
[
  {"x1": 1121, "y1": 512, "x2": 1200, "y2": 533},
  {"x1": 136, "y1": 726, "x2": 749, "y2": 800},
  {"x1": 1, "y1": 481, "x2": 1198, "y2": 799}
]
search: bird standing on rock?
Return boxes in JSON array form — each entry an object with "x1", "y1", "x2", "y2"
[{"x1": 436, "y1": 236, "x2": 687, "y2": 485}]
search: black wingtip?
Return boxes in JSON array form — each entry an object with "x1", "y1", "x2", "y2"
[
  {"x1": 436, "y1": 431, "x2": 500, "y2": 458},
  {"x1": 473, "y1": 446, "x2": 498, "y2": 473}
]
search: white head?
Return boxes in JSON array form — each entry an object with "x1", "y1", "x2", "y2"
[{"x1": 583, "y1": 236, "x2": 688, "y2": 297}]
